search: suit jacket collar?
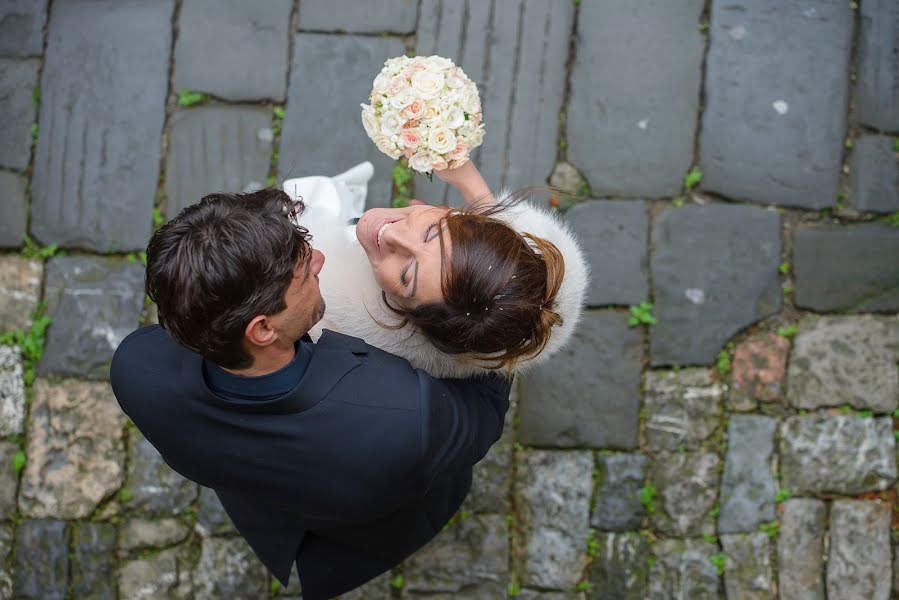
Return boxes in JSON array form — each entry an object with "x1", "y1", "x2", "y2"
[{"x1": 181, "y1": 329, "x2": 367, "y2": 415}]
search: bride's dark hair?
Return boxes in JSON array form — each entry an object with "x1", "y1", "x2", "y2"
[{"x1": 382, "y1": 190, "x2": 565, "y2": 371}]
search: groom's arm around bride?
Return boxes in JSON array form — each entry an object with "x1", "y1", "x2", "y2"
[{"x1": 110, "y1": 188, "x2": 511, "y2": 600}]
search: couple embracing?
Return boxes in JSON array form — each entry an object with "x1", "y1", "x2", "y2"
[{"x1": 111, "y1": 159, "x2": 588, "y2": 598}]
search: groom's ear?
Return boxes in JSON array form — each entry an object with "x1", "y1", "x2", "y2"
[{"x1": 244, "y1": 315, "x2": 277, "y2": 348}]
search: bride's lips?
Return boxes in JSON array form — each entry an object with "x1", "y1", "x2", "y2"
[{"x1": 369, "y1": 218, "x2": 400, "y2": 254}]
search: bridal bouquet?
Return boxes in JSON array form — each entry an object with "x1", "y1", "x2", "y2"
[{"x1": 361, "y1": 55, "x2": 485, "y2": 174}]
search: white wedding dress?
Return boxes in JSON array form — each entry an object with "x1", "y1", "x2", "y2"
[{"x1": 283, "y1": 162, "x2": 589, "y2": 378}]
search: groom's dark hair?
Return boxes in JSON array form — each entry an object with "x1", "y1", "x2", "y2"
[{"x1": 145, "y1": 189, "x2": 312, "y2": 369}]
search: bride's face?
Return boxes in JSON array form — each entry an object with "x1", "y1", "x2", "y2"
[{"x1": 356, "y1": 205, "x2": 452, "y2": 307}]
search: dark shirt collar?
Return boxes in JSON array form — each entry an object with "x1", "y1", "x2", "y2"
[
  {"x1": 181, "y1": 330, "x2": 367, "y2": 415},
  {"x1": 203, "y1": 341, "x2": 313, "y2": 402}
]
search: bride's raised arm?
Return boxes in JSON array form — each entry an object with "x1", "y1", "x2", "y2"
[{"x1": 435, "y1": 160, "x2": 495, "y2": 210}]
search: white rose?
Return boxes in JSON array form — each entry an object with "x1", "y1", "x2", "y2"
[
  {"x1": 427, "y1": 125, "x2": 457, "y2": 154},
  {"x1": 389, "y1": 87, "x2": 417, "y2": 109},
  {"x1": 360, "y1": 104, "x2": 379, "y2": 139},
  {"x1": 469, "y1": 124, "x2": 485, "y2": 147},
  {"x1": 380, "y1": 110, "x2": 404, "y2": 135},
  {"x1": 424, "y1": 55, "x2": 454, "y2": 71},
  {"x1": 444, "y1": 106, "x2": 465, "y2": 129},
  {"x1": 462, "y1": 89, "x2": 481, "y2": 114},
  {"x1": 372, "y1": 72, "x2": 391, "y2": 93},
  {"x1": 411, "y1": 70, "x2": 445, "y2": 99},
  {"x1": 409, "y1": 151, "x2": 433, "y2": 173},
  {"x1": 446, "y1": 72, "x2": 466, "y2": 89}
]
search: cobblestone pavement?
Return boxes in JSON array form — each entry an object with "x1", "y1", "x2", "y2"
[{"x1": 1, "y1": 0, "x2": 898, "y2": 598}]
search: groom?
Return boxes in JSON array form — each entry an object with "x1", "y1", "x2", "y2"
[{"x1": 110, "y1": 189, "x2": 511, "y2": 599}]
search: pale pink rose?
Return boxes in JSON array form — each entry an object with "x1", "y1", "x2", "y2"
[
  {"x1": 400, "y1": 130, "x2": 421, "y2": 149},
  {"x1": 403, "y1": 147, "x2": 414, "y2": 159},
  {"x1": 431, "y1": 154, "x2": 448, "y2": 171},
  {"x1": 471, "y1": 113, "x2": 482, "y2": 125},
  {"x1": 376, "y1": 135, "x2": 402, "y2": 160},
  {"x1": 447, "y1": 141, "x2": 469, "y2": 161},
  {"x1": 402, "y1": 99, "x2": 424, "y2": 120},
  {"x1": 409, "y1": 151, "x2": 433, "y2": 173},
  {"x1": 449, "y1": 156, "x2": 469, "y2": 169},
  {"x1": 401, "y1": 66, "x2": 415, "y2": 78}
]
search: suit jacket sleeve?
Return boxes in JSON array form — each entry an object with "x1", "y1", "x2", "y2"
[{"x1": 416, "y1": 371, "x2": 512, "y2": 492}]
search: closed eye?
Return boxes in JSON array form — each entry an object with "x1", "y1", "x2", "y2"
[{"x1": 423, "y1": 223, "x2": 438, "y2": 242}]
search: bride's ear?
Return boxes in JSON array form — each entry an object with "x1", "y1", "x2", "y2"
[{"x1": 244, "y1": 315, "x2": 277, "y2": 348}]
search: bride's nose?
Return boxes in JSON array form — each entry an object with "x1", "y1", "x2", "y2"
[{"x1": 381, "y1": 221, "x2": 412, "y2": 254}]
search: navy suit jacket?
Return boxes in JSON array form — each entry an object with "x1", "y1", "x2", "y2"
[{"x1": 110, "y1": 325, "x2": 511, "y2": 599}]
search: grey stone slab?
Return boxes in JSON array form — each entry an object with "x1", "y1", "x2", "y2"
[
  {"x1": 30, "y1": 0, "x2": 171, "y2": 251},
  {"x1": 196, "y1": 486, "x2": 236, "y2": 536},
  {"x1": 14, "y1": 519, "x2": 69, "y2": 600},
  {"x1": 778, "y1": 498, "x2": 826, "y2": 600},
  {"x1": 648, "y1": 539, "x2": 720, "y2": 600},
  {"x1": 503, "y1": 0, "x2": 574, "y2": 192},
  {"x1": 787, "y1": 315, "x2": 899, "y2": 413},
  {"x1": 718, "y1": 415, "x2": 777, "y2": 534},
  {"x1": 118, "y1": 546, "x2": 194, "y2": 600},
  {"x1": 72, "y1": 522, "x2": 117, "y2": 600},
  {"x1": 19, "y1": 379, "x2": 127, "y2": 519},
  {"x1": 0, "y1": 256, "x2": 41, "y2": 330},
  {"x1": 0, "y1": 525, "x2": 11, "y2": 599},
  {"x1": 463, "y1": 423, "x2": 511, "y2": 514},
  {"x1": 591, "y1": 453, "x2": 647, "y2": 532},
  {"x1": 650, "y1": 204, "x2": 781, "y2": 366},
  {"x1": 0, "y1": 441, "x2": 17, "y2": 518},
  {"x1": 165, "y1": 105, "x2": 274, "y2": 217},
  {"x1": 0, "y1": 346, "x2": 24, "y2": 436},
  {"x1": 0, "y1": 58, "x2": 39, "y2": 170},
  {"x1": 192, "y1": 537, "x2": 268, "y2": 600},
  {"x1": 643, "y1": 368, "x2": 723, "y2": 452},
  {"x1": 515, "y1": 450, "x2": 592, "y2": 590},
  {"x1": 299, "y1": 0, "x2": 417, "y2": 33},
  {"x1": 856, "y1": 0, "x2": 899, "y2": 131},
  {"x1": 650, "y1": 452, "x2": 720, "y2": 537},
  {"x1": 850, "y1": 135, "x2": 899, "y2": 214},
  {"x1": 568, "y1": 0, "x2": 703, "y2": 197},
  {"x1": 699, "y1": 1, "x2": 852, "y2": 208},
  {"x1": 563, "y1": 200, "x2": 648, "y2": 306},
  {"x1": 404, "y1": 514, "x2": 507, "y2": 595},
  {"x1": 415, "y1": 0, "x2": 491, "y2": 205},
  {"x1": 280, "y1": 34, "x2": 404, "y2": 208},
  {"x1": 39, "y1": 257, "x2": 145, "y2": 380},
  {"x1": 519, "y1": 310, "x2": 642, "y2": 448},
  {"x1": 415, "y1": 0, "x2": 572, "y2": 204},
  {"x1": 827, "y1": 500, "x2": 892, "y2": 600},
  {"x1": 0, "y1": 0, "x2": 47, "y2": 57},
  {"x1": 0, "y1": 170, "x2": 26, "y2": 247},
  {"x1": 124, "y1": 428, "x2": 198, "y2": 515},
  {"x1": 173, "y1": 0, "x2": 290, "y2": 102},
  {"x1": 587, "y1": 532, "x2": 649, "y2": 600},
  {"x1": 779, "y1": 415, "x2": 897, "y2": 495},
  {"x1": 119, "y1": 518, "x2": 189, "y2": 552},
  {"x1": 340, "y1": 572, "x2": 390, "y2": 600},
  {"x1": 793, "y1": 224, "x2": 899, "y2": 313},
  {"x1": 721, "y1": 533, "x2": 774, "y2": 600}
]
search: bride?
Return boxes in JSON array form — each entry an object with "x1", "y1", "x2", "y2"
[{"x1": 284, "y1": 159, "x2": 588, "y2": 378}]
